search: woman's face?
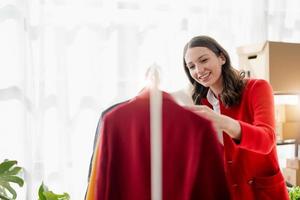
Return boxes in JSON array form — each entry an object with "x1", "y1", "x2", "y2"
[{"x1": 184, "y1": 46, "x2": 225, "y2": 94}]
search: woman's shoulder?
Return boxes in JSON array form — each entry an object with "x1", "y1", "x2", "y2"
[
  {"x1": 246, "y1": 78, "x2": 269, "y2": 85},
  {"x1": 244, "y1": 78, "x2": 273, "y2": 93}
]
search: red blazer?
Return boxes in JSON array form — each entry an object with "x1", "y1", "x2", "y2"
[
  {"x1": 201, "y1": 79, "x2": 289, "y2": 200},
  {"x1": 87, "y1": 89, "x2": 230, "y2": 200}
]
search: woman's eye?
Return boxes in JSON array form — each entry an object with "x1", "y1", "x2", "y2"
[
  {"x1": 188, "y1": 65, "x2": 195, "y2": 70},
  {"x1": 201, "y1": 59, "x2": 208, "y2": 63}
]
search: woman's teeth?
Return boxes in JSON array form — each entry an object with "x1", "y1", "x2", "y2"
[{"x1": 200, "y1": 72, "x2": 210, "y2": 79}]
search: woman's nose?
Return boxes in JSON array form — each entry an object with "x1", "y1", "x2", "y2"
[{"x1": 195, "y1": 64, "x2": 204, "y2": 74}]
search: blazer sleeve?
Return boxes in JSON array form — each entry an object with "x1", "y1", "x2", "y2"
[{"x1": 237, "y1": 79, "x2": 276, "y2": 154}]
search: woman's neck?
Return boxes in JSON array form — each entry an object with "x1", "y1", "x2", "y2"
[{"x1": 209, "y1": 78, "x2": 223, "y2": 97}]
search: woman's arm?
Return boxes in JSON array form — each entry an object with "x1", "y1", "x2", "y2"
[{"x1": 188, "y1": 79, "x2": 276, "y2": 154}]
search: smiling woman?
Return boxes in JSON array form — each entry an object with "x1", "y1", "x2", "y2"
[{"x1": 183, "y1": 35, "x2": 289, "y2": 200}]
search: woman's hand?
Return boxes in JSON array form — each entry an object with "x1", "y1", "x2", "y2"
[
  {"x1": 186, "y1": 105, "x2": 242, "y2": 140},
  {"x1": 187, "y1": 105, "x2": 222, "y2": 131}
]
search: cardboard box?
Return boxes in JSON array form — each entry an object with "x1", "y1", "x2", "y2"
[
  {"x1": 285, "y1": 105, "x2": 300, "y2": 122},
  {"x1": 276, "y1": 122, "x2": 300, "y2": 140},
  {"x1": 287, "y1": 158, "x2": 300, "y2": 169},
  {"x1": 283, "y1": 167, "x2": 300, "y2": 186},
  {"x1": 237, "y1": 41, "x2": 300, "y2": 94},
  {"x1": 275, "y1": 104, "x2": 300, "y2": 123},
  {"x1": 282, "y1": 122, "x2": 300, "y2": 140}
]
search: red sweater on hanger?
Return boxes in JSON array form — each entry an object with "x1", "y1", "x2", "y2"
[
  {"x1": 201, "y1": 79, "x2": 289, "y2": 200},
  {"x1": 86, "y1": 89, "x2": 230, "y2": 200}
]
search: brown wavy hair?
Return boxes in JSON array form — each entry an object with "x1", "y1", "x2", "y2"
[{"x1": 183, "y1": 35, "x2": 246, "y2": 107}]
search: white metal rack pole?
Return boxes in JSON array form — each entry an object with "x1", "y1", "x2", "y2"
[{"x1": 148, "y1": 65, "x2": 162, "y2": 200}]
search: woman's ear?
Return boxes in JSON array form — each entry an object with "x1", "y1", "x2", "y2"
[{"x1": 220, "y1": 53, "x2": 226, "y2": 64}]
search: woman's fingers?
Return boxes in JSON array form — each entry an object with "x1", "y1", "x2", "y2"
[
  {"x1": 185, "y1": 105, "x2": 209, "y2": 111},
  {"x1": 185, "y1": 106, "x2": 212, "y2": 120}
]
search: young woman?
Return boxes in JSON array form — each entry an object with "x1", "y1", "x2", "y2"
[{"x1": 183, "y1": 35, "x2": 289, "y2": 200}]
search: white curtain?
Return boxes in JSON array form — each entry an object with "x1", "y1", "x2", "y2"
[{"x1": 1, "y1": 0, "x2": 300, "y2": 199}]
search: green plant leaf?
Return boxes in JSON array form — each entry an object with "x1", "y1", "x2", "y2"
[
  {"x1": 0, "y1": 176, "x2": 24, "y2": 187},
  {"x1": 0, "y1": 182, "x2": 16, "y2": 199},
  {"x1": 43, "y1": 191, "x2": 70, "y2": 200},
  {"x1": 289, "y1": 186, "x2": 300, "y2": 200},
  {"x1": 0, "y1": 161, "x2": 17, "y2": 174},
  {"x1": 0, "y1": 193, "x2": 11, "y2": 200},
  {"x1": 38, "y1": 182, "x2": 47, "y2": 200},
  {"x1": 38, "y1": 182, "x2": 70, "y2": 200},
  {"x1": 0, "y1": 159, "x2": 24, "y2": 200},
  {"x1": 4, "y1": 167, "x2": 22, "y2": 176}
]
